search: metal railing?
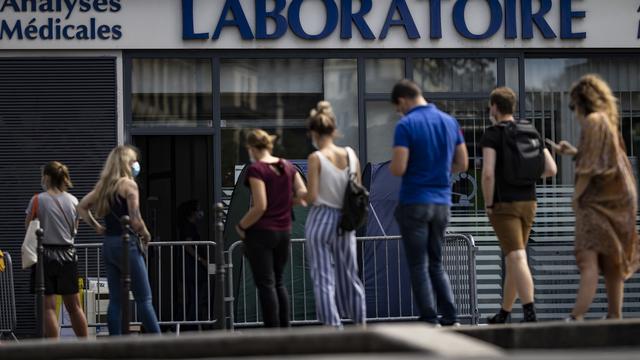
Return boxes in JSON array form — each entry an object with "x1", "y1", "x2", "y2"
[
  {"x1": 227, "y1": 234, "x2": 479, "y2": 328},
  {"x1": 66, "y1": 240, "x2": 218, "y2": 334},
  {"x1": 0, "y1": 252, "x2": 18, "y2": 341}
]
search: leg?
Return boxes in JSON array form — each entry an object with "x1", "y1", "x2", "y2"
[
  {"x1": 505, "y1": 250, "x2": 534, "y2": 305},
  {"x1": 601, "y1": 255, "x2": 624, "y2": 319},
  {"x1": 62, "y1": 294, "x2": 88, "y2": 337},
  {"x1": 333, "y1": 230, "x2": 367, "y2": 325},
  {"x1": 272, "y1": 232, "x2": 291, "y2": 328},
  {"x1": 571, "y1": 250, "x2": 600, "y2": 319},
  {"x1": 43, "y1": 295, "x2": 60, "y2": 338},
  {"x1": 129, "y1": 244, "x2": 160, "y2": 334},
  {"x1": 426, "y1": 205, "x2": 457, "y2": 324},
  {"x1": 395, "y1": 205, "x2": 437, "y2": 323},
  {"x1": 500, "y1": 264, "x2": 518, "y2": 312},
  {"x1": 305, "y1": 207, "x2": 341, "y2": 327},
  {"x1": 244, "y1": 232, "x2": 279, "y2": 328}
]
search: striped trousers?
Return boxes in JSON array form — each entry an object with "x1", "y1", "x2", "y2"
[{"x1": 305, "y1": 206, "x2": 366, "y2": 326}]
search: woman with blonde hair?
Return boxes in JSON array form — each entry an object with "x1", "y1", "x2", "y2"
[
  {"x1": 236, "y1": 129, "x2": 307, "y2": 328},
  {"x1": 78, "y1": 145, "x2": 160, "y2": 334},
  {"x1": 555, "y1": 74, "x2": 639, "y2": 320},
  {"x1": 304, "y1": 101, "x2": 366, "y2": 327},
  {"x1": 25, "y1": 161, "x2": 88, "y2": 338}
]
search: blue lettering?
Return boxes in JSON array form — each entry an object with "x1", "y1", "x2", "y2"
[
  {"x1": 379, "y1": 0, "x2": 419, "y2": 40},
  {"x1": 288, "y1": 0, "x2": 339, "y2": 40},
  {"x1": 453, "y1": 0, "x2": 502, "y2": 40},
  {"x1": 522, "y1": 0, "x2": 556, "y2": 39},
  {"x1": 504, "y1": 0, "x2": 517, "y2": 39},
  {"x1": 182, "y1": 0, "x2": 208, "y2": 40},
  {"x1": 429, "y1": 0, "x2": 442, "y2": 39},
  {"x1": 212, "y1": 0, "x2": 254, "y2": 40},
  {"x1": 560, "y1": 0, "x2": 585, "y2": 39},
  {"x1": 112, "y1": 24, "x2": 122, "y2": 40},
  {"x1": 256, "y1": 0, "x2": 287, "y2": 40},
  {"x1": 0, "y1": 0, "x2": 19, "y2": 12},
  {"x1": 340, "y1": 0, "x2": 374, "y2": 40},
  {"x1": 0, "y1": 19, "x2": 23, "y2": 39}
]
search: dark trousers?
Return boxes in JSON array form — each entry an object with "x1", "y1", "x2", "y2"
[
  {"x1": 395, "y1": 204, "x2": 458, "y2": 324},
  {"x1": 244, "y1": 228, "x2": 291, "y2": 328}
]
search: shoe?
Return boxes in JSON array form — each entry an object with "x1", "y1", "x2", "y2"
[
  {"x1": 487, "y1": 309, "x2": 511, "y2": 324},
  {"x1": 564, "y1": 315, "x2": 579, "y2": 322}
]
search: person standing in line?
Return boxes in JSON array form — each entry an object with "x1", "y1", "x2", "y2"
[
  {"x1": 77, "y1": 145, "x2": 160, "y2": 335},
  {"x1": 389, "y1": 80, "x2": 468, "y2": 326},
  {"x1": 304, "y1": 101, "x2": 367, "y2": 327},
  {"x1": 481, "y1": 87, "x2": 557, "y2": 324},
  {"x1": 25, "y1": 161, "x2": 88, "y2": 338},
  {"x1": 235, "y1": 129, "x2": 307, "y2": 328},
  {"x1": 553, "y1": 75, "x2": 639, "y2": 320}
]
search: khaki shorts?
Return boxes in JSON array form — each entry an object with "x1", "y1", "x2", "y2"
[{"x1": 488, "y1": 201, "x2": 537, "y2": 254}]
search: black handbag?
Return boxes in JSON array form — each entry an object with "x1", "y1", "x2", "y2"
[{"x1": 338, "y1": 148, "x2": 369, "y2": 233}]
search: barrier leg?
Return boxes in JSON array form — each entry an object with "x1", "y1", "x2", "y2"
[
  {"x1": 213, "y1": 203, "x2": 226, "y2": 330},
  {"x1": 35, "y1": 228, "x2": 45, "y2": 338}
]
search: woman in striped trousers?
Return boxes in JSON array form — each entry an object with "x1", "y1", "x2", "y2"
[{"x1": 304, "y1": 101, "x2": 366, "y2": 327}]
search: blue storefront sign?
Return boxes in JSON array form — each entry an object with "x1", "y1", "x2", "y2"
[{"x1": 183, "y1": 0, "x2": 588, "y2": 41}]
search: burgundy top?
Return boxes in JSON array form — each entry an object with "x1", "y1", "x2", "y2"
[{"x1": 245, "y1": 159, "x2": 296, "y2": 232}]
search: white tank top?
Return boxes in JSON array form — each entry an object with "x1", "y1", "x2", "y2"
[{"x1": 313, "y1": 147, "x2": 356, "y2": 209}]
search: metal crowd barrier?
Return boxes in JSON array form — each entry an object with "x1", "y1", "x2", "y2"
[
  {"x1": 67, "y1": 241, "x2": 218, "y2": 335},
  {"x1": 227, "y1": 234, "x2": 479, "y2": 329},
  {"x1": 0, "y1": 252, "x2": 18, "y2": 341}
]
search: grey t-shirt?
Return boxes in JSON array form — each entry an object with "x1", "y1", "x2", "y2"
[{"x1": 26, "y1": 192, "x2": 78, "y2": 246}]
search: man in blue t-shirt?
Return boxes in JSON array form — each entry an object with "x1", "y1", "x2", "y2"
[{"x1": 389, "y1": 79, "x2": 468, "y2": 326}]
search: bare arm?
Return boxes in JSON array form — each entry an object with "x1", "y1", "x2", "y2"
[
  {"x1": 481, "y1": 147, "x2": 497, "y2": 212},
  {"x1": 390, "y1": 147, "x2": 409, "y2": 177},
  {"x1": 238, "y1": 177, "x2": 267, "y2": 230},
  {"x1": 304, "y1": 153, "x2": 320, "y2": 204},
  {"x1": 293, "y1": 171, "x2": 308, "y2": 206},
  {"x1": 452, "y1": 143, "x2": 469, "y2": 174},
  {"x1": 541, "y1": 148, "x2": 558, "y2": 178},
  {"x1": 78, "y1": 190, "x2": 105, "y2": 235},
  {"x1": 122, "y1": 179, "x2": 151, "y2": 243}
]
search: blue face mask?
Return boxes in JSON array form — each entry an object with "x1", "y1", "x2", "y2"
[{"x1": 131, "y1": 161, "x2": 141, "y2": 177}]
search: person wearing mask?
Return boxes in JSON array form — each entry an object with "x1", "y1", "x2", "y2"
[
  {"x1": 481, "y1": 87, "x2": 557, "y2": 323},
  {"x1": 235, "y1": 129, "x2": 307, "y2": 328},
  {"x1": 77, "y1": 145, "x2": 160, "y2": 335},
  {"x1": 25, "y1": 161, "x2": 88, "y2": 338},
  {"x1": 177, "y1": 200, "x2": 209, "y2": 327},
  {"x1": 389, "y1": 80, "x2": 467, "y2": 326},
  {"x1": 553, "y1": 75, "x2": 639, "y2": 320},
  {"x1": 304, "y1": 101, "x2": 367, "y2": 327}
]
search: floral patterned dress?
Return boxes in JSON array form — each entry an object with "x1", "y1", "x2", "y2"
[{"x1": 573, "y1": 113, "x2": 639, "y2": 279}]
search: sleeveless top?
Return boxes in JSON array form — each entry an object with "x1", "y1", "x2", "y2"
[
  {"x1": 105, "y1": 195, "x2": 129, "y2": 236},
  {"x1": 313, "y1": 147, "x2": 356, "y2": 209}
]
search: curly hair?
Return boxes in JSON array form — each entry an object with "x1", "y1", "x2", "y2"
[{"x1": 570, "y1": 74, "x2": 619, "y2": 134}]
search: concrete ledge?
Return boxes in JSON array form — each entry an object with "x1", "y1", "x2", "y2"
[
  {"x1": 0, "y1": 324, "x2": 502, "y2": 360},
  {"x1": 453, "y1": 319, "x2": 640, "y2": 349}
]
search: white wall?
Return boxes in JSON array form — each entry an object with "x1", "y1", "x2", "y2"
[{"x1": 0, "y1": 0, "x2": 638, "y2": 50}]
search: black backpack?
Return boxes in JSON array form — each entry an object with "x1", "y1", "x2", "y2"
[
  {"x1": 339, "y1": 148, "x2": 369, "y2": 233},
  {"x1": 498, "y1": 120, "x2": 545, "y2": 186}
]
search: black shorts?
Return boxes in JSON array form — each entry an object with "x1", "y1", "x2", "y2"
[{"x1": 30, "y1": 245, "x2": 79, "y2": 296}]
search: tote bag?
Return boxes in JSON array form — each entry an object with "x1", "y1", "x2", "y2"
[{"x1": 21, "y1": 194, "x2": 39, "y2": 269}]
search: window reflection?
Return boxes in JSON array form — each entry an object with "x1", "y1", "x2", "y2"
[
  {"x1": 132, "y1": 59, "x2": 212, "y2": 127},
  {"x1": 413, "y1": 58, "x2": 497, "y2": 93},
  {"x1": 365, "y1": 59, "x2": 404, "y2": 94}
]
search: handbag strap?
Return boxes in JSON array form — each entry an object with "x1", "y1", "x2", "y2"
[
  {"x1": 48, "y1": 193, "x2": 76, "y2": 237},
  {"x1": 345, "y1": 147, "x2": 356, "y2": 178}
]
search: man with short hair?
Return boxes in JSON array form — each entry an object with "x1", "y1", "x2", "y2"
[
  {"x1": 481, "y1": 87, "x2": 556, "y2": 323},
  {"x1": 390, "y1": 79, "x2": 468, "y2": 326}
]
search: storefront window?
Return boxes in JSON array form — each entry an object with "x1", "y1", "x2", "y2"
[
  {"x1": 413, "y1": 58, "x2": 497, "y2": 93},
  {"x1": 525, "y1": 58, "x2": 640, "y2": 185},
  {"x1": 365, "y1": 59, "x2": 404, "y2": 93},
  {"x1": 220, "y1": 59, "x2": 358, "y2": 187},
  {"x1": 365, "y1": 101, "x2": 401, "y2": 164},
  {"x1": 505, "y1": 58, "x2": 520, "y2": 101},
  {"x1": 131, "y1": 59, "x2": 212, "y2": 127}
]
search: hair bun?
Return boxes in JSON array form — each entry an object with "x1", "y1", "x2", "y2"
[{"x1": 316, "y1": 101, "x2": 333, "y2": 115}]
